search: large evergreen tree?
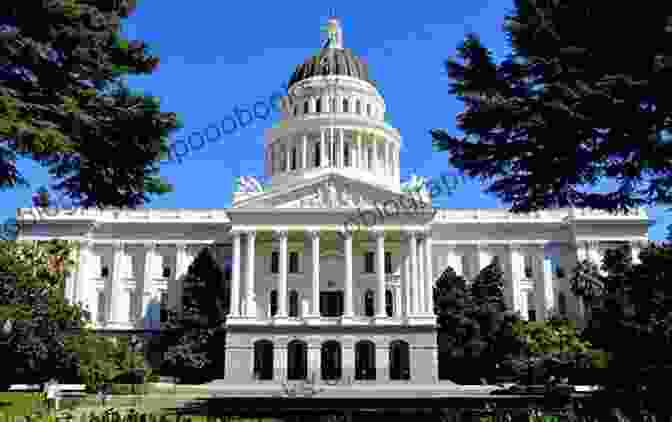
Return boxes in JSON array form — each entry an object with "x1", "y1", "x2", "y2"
[
  {"x1": 434, "y1": 259, "x2": 524, "y2": 383},
  {"x1": 431, "y1": 0, "x2": 672, "y2": 213},
  {"x1": 160, "y1": 247, "x2": 229, "y2": 383},
  {"x1": 0, "y1": 239, "x2": 87, "y2": 386},
  {"x1": 570, "y1": 243, "x2": 672, "y2": 417},
  {"x1": 1, "y1": 0, "x2": 180, "y2": 208}
]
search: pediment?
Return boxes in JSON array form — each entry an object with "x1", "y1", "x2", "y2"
[{"x1": 234, "y1": 174, "x2": 420, "y2": 210}]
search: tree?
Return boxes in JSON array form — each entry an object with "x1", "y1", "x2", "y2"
[
  {"x1": 159, "y1": 247, "x2": 229, "y2": 383},
  {"x1": 0, "y1": 239, "x2": 87, "y2": 386},
  {"x1": 434, "y1": 259, "x2": 525, "y2": 383},
  {"x1": 431, "y1": 1, "x2": 672, "y2": 213},
  {"x1": 570, "y1": 243, "x2": 672, "y2": 417},
  {"x1": 1, "y1": 0, "x2": 180, "y2": 208}
]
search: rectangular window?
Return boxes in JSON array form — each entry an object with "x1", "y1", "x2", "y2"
[
  {"x1": 271, "y1": 251, "x2": 279, "y2": 274},
  {"x1": 160, "y1": 291, "x2": 168, "y2": 323},
  {"x1": 344, "y1": 144, "x2": 350, "y2": 167},
  {"x1": 291, "y1": 147, "x2": 297, "y2": 170},
  {"x1": 367, "y1": 147, "x2": 373, "y2": 170},
  {"x1": 289, "y1": 252, "x2": 299, "y2": 273},
  {"x1": 314, "y1": 142, "x2": 321, "y2": 167},
  {"x1": 526, "y1": 291, "x2": 536, "y2": 321},
  {"x1": 385, "y1": 252, "x2": 392, "y2": 274},
  {"x1": 129, "y1": 291, "x2": 136, "y2": 321},
  {"x1": 364, "y1": 252, "x2": 375, "y2": 273},
  {"x1": 524, "y1": 255, "x2": 534, "y2": 278}
]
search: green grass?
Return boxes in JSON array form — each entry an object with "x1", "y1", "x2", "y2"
[{"x1": 0, "y1": 392, "x2": 43, "y2": 417}]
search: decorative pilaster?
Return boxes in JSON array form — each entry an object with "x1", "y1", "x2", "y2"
[
  {"x1": 401, "y1": 235, "x2": 411, "y2": 318},
  {"x1": 373, "y1": 228, "x2": 386, "y2": 318},
  {"x1": 246, "y1": 230, "x2": 257, "y2": 318}
]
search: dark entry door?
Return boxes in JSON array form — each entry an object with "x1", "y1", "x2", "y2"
[
  {"x1": 287, "y1": 340, "x2": 308, "y2": 380},
  {"x1": 321, "y1": 341, "x2": 342, "y2": 380}
]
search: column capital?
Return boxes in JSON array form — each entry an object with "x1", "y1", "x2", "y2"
[
  {"x1": 337, "y1": 226, "x2": 352, "y2": 238},
  {"x1": 306, "y1": 228, "x2": 321, "y2": 239},
  {"x1": 369, "y1": 227, "x2": 385, "y2": 239},
  {"x1": 229, "y1": 227, "x2": 244, "y2": 236},
  {"x1": 272, "y1": 227, "x2": 289, "y2": 239},
  {"x1": 402, "y1": 228, "x2": 419, "y2": 240},
  {"x1": 141, "y1": 241, "x2": 157, "y2": 250},
  {"x1": 246, "y1": 229, "x2": 257, "y2": 238},
  {"x1": 175, "y1": 243, "x2": 187, "y2": 252},
  {"x1": 112, "y1": 240, "x2": 124, "y2": 250}
]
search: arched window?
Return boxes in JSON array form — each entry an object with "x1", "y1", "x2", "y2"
[
  {"x1": 355, "y1": 341, "x2": 376, "y2": 380},
  {"x1": 316, "y1": 98, "x2": 322, "y2": 113},
  {"x1": 304, "y1": 101, "x2": 309, "y2": 114},
  {"x1": 321, "y1": 340, "x2": 342, "y2": 381},
  {"x1": 385, "y1": 289, "x2": 393, "y2": 317},
  {"x1": 364, "y1": 289, "x2": 374, "y2": 317},
  {"x1": 253, "y1": 340, "x2": 274, "y2": 380},
  {"x1": 289, "y1": 290, "x2": 299, "y2": 317},
  {"x1": 558, "y1": 292, "x2": 567, "y2": 316},
  {"x1": 389, "y1": 340, "x2": 410, "y2": 380},
  {"x1": 356, "y1": 100, "x2": 362, "y2": 114},
  {"x1": 287, "y1": 340, "x2": 307, "y2": 380},
  {"x1": 270, "y1": 290, "x2": 278, "y2": 317},
  {"x1": 343, "y1": 98, "x2": 349, "y2": 113}
]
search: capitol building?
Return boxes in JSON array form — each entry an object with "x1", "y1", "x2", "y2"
[{"x1": 17, "y1": 18, "x2": 649, "y2": 388}]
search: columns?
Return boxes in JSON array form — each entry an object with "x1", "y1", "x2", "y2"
[
  {"x1": 409, "y1": 230, "x2": 418, "y2": 315},
  {"x1": 417, "y1": 235, "x2": 426, "y2": 314},
  {"x1": 373, "y1": 228, "x2": 386, "y2": 317},
  {"x1": 446, "y1": 245, "x2": 460, "y2": 275},
  {"x1": 140, "y1": 242, "x2": 156, "y2": 323},
  {"x1": 402, "y1": 236, "x2": 411, "y2": 317},
  {"x1": 339, "y1": 128, "x2": 345, "y2": 168},
  {"x1": 174, "y1": 244, "x2": 190, "y2": 316},
  {"x1": 356, "y1": 132, "x2": 362, "y2": 169},
  {"x1": 246, "y1": 230, "x2": 257, "y2": 318},
  {"x1": 384, "y1": 141, "x2": 390, "y2": 177},
  {"x1": 309, "y1": 229, "x2": 320, "y2": 317},
  {"x1": 424, "y1": 230, "x2": 434, "y2": 314},
  {"x1": 541, "y1": 245, "x2": 555, "y2": 319},
  {"x1": 509, "y1": 244, "x2": 524, "y2": 314},
  {"x1": 320, "y1": 129, "x2": 326, "y2": 167},
  {"x1": 343, "y1": 229, "x2": 354, "y2": 318},
  {"x1": 230, "y1": 230, "x2": 241, "y2": 317},
  {"x1": 275, "y1": 228, "x2": 289, "y2": 318},
  {"x1": 631, "y1": 240, "x2": 643, "y2": 264},
  {"x1": 302, "y1": 134, "x2": 308, "y2": 169},
  {"x1": 77, "y1": 241, "x2": 94, "y2": 321},
  {"x1": 372, "y1": 136, "x2": 378, "y2": 175},
  {"x1": 109, "y1": 241, "x2": 129, "y2": 327},
  {"x1": 476, "y1": 244, "x2": 492, "y2": 273}
]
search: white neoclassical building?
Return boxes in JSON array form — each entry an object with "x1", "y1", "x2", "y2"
[{"x1": 17, "y1": 17, "x2": 649, "y2": 388}]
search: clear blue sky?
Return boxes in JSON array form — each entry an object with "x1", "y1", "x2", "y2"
[{"x1": 0, "y1": 0, "x2": 667, "y2": 239}]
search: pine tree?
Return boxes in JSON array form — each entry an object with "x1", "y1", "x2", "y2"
[
  {"x1": 431, "y1": 1, "x2": 672, "y2": 213},
  {"x1": 160, "y1": 247, "x2": 229, "y2": 383},
  {"x1": 0, "y1": 0, "x2": 180, "y2": 208}
]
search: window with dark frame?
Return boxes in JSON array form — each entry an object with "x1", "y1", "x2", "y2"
[
  {"x1": 364, "y1": 252, "x2": 375, "y2": 273},
  {"x1": 291, "y1": 147, "x2": 297, "y2": 170},
  {"x1": 271, "y1": 251, "x2": 279, "y2": 274},
  {"x1": 270, "y1": 290, "x2": 278, "y2": 317},
  {"x1": 289, "y1": 252, "x2": 299, "y2": 273},
  {"x1": 385, "y1": 252, "x2": 392, "y2": 274}
]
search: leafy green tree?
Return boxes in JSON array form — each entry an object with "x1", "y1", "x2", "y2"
[
  {"x1": 434, "y1": 259, "x2": 525, "y2": 383},
  {"x1": 0, "y1": 239, "x2": 87, "y2": 387},
  {"x1": 159, "y1": 247, "x2": 229, "y2": 383},
  {"x1": 431, "y1": 0, "x2": 672, "y2": 213},
  {"x1": 570, "y1": 243, "x2": 672, "y2": 417},
  {"x1": 1, "y1": 0, "x2": 180, "y2": 208}
]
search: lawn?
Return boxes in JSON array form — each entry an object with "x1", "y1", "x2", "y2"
[{"x1": 0, "y1": 392, "x2": 43, "y2": 417}]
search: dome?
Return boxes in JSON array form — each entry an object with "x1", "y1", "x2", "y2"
[{"x1": 288, "y1": 17, "x2": 375, "y2": 88}]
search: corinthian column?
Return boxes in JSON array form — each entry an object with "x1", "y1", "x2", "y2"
[
  {"x1": 342, "y1": 228, "x2": 354, "y2": 318},
  {"x1": 373, "y1": 228, "x2": 386, "y2": 318},
  {"x1": 275, "y1": 228, "x2": 289, "y2": 318},
  {"x1": 424, "y1": 230, "x2": 434, "y2": 314},
  {"x1": 308, "y1": 229, "x2": 320, "y2": 317},
  {"x1": 230, "y1": 229, "x2": 241, "y2": 317},
  {"x1": 409, "y1": 230, "x2": 418, "y2": 315},
  {"x1": 246, "y1": 229, "x2": 257, "y2": 318}
]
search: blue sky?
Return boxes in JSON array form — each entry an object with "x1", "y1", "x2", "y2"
[{"x1": 0, "y1": 0, "x2": 667, "y2": 239}]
